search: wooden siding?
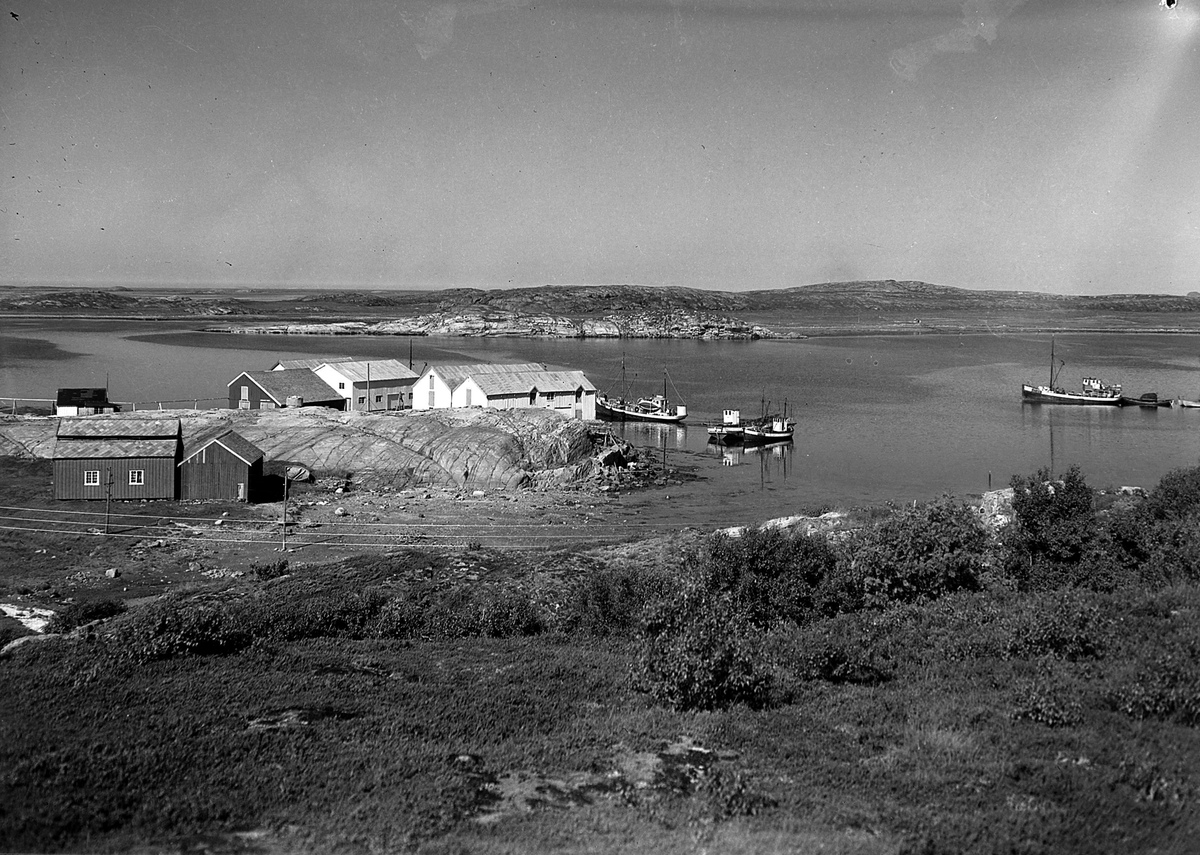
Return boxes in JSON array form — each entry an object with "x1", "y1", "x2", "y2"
[
  {"x1": 228, "y1": 375, "x2": 276, "y2": 410},
  {"x1": 54, "y1": 457, "x2": 178, "y2": 500},
  {"x1": 180, "y1": 443, "x2": 263, "y2": 501}
]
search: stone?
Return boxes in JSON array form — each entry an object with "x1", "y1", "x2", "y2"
[{"x1": 105, "y1": 568, "x2": 120, "y2": 578}]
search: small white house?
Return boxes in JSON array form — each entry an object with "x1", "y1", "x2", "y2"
[
  {"x1": 456, "y1": 370, "x2": 597, "y2": 420},
  {"x1": 313, "y1": 359, "x2": 419, "y2": 412},
  {"x1": 412, "y1": 363, "x2": 546, "y2": 411}
]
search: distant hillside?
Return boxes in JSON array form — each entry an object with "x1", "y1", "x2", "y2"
[{"x1": 5, "y1": 281, "x2": 1200, "y2": 321}]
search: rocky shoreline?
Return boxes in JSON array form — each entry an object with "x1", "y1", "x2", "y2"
[{"x1": 206, "y1": 306, "x2": 788, "y2": 340}]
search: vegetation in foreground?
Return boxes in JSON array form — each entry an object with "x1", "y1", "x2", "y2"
[{"x1": 4, "y1": 465, "x2": 1200, "y2": 853}]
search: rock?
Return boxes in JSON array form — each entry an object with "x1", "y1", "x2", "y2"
[
  {"x1": 472, "y1": 490, "x2": 486, "y2": 498},
  {"x1": 335, "y1": 507, "x2": 347, "y2": 516},
  {"x1": 0, "y1": 633, "x2": 65, "y2": 658},
  {"x1": 188, "y1": 561, "x2": 202, "y2": 572},
  {"x1": 105, "y1": 568, "x2": 120, "y2": 578}
]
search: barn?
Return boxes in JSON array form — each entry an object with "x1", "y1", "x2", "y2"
[
  {"x1": 228, "y1": 369, "x2": 346, "y2": 410},
  {"x1": 179, "y1": 429, "x2": 264, "y2": 502},
  {"x1": 55, "y1": 388, "x2": 120, "y2": 416},
  {"x1": 53, "y1": 418, "x2": 181, "y2": 501}
]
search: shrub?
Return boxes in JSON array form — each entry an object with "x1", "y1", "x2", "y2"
[
  {"x1": 635, "y1": 581, "x2": 771, "y2": 711},
  {"x1": 697, "y1": 527, "x2": 839, "y2": 626},
  {"x1": 45, "y1": 598, "x2": 127, "y2": 634},
  {"x1": 1108, "y1": 646, "x2": 1200, "y2": 726},
  {"x1": 842, "y1": 496, "x2": 988, "y2": 609},
  {"x1": 118, "y1": 598, "x2": 249, "y2": 661},
  {"x1": 560, "y1": 565, "x2": 668, "y2": 637},
  {"x1": 1146, "y1": 463, "x2": 1200, "y2": 521},
  {"x1": 1005, "y1": 590, "x2": 1111, "y2": 661},
  {"x1": 1011, "y1": 666, "x2": 1085, "y2": 727},
  {"x1": 1003, "y1": 465, "x2": 1096, "y2": 589}
]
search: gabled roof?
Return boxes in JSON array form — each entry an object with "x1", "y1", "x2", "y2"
[
  {"x1": 55, "y1": 388, "x2": 113, "y2": 406},
  {"x1": 180, "y1": 430, "x2": 264, "y2": 467},
  {"x1": 230, "y1": 370, "x2": 344, "y2": 405},
  {"x1": 317, "y1": 359, "x2": 418, "y2": 383},
  {"x1": 271, "y1": 357, "x2": 354, "y2": 371},
  {"x1": 56, "y1": 417, "x2": 180, "y2": 439},
  {"x1": 471, "y1": 370, "x2": 597, "y2": 397},
  {"x1": 424, "y1": 362, "x2": 547, "y2": 390},
  {"x1": 53, "y1": 439, "x2": 179, "y2": 460}
]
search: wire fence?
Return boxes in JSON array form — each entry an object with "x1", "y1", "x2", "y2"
[{"x1": 0, "y1": 503, "x2": 652, "y2": 550}]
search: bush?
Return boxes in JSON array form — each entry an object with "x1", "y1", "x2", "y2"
[
  {"x1": 118, "y1": 598, "x2": 250, "y2": 661},
  {"x1": 1108, "y1": 646, "x2": 1200, "y2": 726},
  {"x1": 1011, "y1": 669, "x2": 1085, "y2": 728},
  {"x1": 560, "y1": 565, "x2": 669, "y2": 637},
  {"x1": 45, "y1": 598, "x2": 127, "y2": 634},
  {"x1": 1146, "y1": 463, "x2": 1200, "y2": 521},
  {"x1": 697, "y1": 527, "x2": 839, "y2": 626},
  {"x1": 635, "y1": 581, "x2": 771, "y2": 711},
  {"x1": 1003, "y1": 465, "x2": 1097, "y2": 589},
  {"x1": 842, "y1": 496, "x2": 988, "y2": 609},
  {"x1": 1005, "y1": 590, "x2": 1111, "y2": 661}
]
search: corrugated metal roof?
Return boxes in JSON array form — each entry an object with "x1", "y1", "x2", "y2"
[
  {"x1": 430, "y1": 362, "x2": 547, "y2": 389},
  {"x1": 231, "y1": 370, "x2": 343, "y2": 404},
  {"x1": 272, "y1": 357, "x2": 354, "y2": 370},
  {"x1": 472, "y1": 370, "x2": 597, "y2": 396},
  {"x1": 320, "y1": 359, "x2": 418, "y2": 383},
  {"x1": 56, "y1": 417, "x2": 180, "y2": 439},
  {"x1": 180, "y1": 430, "x2": 263, "y2": 466},
  {"x1": 53, "y1": 438, "x2": 180, "y2": 459}
]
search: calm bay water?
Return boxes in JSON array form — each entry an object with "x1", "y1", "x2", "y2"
[{"x1": 5, "y1": 319, "x2": 1200, "y2": 526}]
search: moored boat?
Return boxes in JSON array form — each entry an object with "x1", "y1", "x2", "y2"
[
  {"x1": 743, "y1": 399, "x2": 794, "y2": 444},
  {"x1": 1021, "y1": 339, "x2": 1121, "y2": 405},
  {"x1": 1119, "y1": 392, "x2": 1173, "y2": 408},
  {"x1": 1177, "y1": 398, "x2": 1200, "y2": 408},
  {"x1": 706, "y1": 409, "x2": 744, "y2": 444},
  {"x1": 596, "y1": 363, "x2": 687, "y2": 423}
]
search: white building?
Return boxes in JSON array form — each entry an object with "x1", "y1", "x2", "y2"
[
  {"x1": 313, "y1": 359, "x2": 420, "y2": 412},
  {"x1": 456, "y1": 370, "x2": 597, "y2": 420},
  {"x1": 412, "y1": 363, "x2": 546, "y2": 411}
]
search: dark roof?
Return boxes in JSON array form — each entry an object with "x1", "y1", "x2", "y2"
[
  {"x1": 180, "y1": 430, "x2": 264, "y2": 466},
  {"x1": 271, "y1": 357, "x2": 354, "y2": 370},
  {"x1": 230, "y1": 370, "x2": 344, "y2": 405},
  {"x1": 56, "y1": 388, "x2": 112, "y2": 406},
  {"x1": 52, "y1": 438, "x2": 179, "y2": 460},
  {"x1": 56, "y1": 417, "x2": 180, "y2": 439}
]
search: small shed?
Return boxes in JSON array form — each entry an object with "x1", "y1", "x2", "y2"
[
  {"x1": 55, "y1": 388, "x2": 120, "y2": 416},
  {"x1": 228, "y1": 369, "x2": 346, "y2": 410},
  {"x1": 53, "y1": 418, "x2": 181, "y2": 501},
  {"x1": 179, "y1": 430, "x2": 264, "y2": 502}
]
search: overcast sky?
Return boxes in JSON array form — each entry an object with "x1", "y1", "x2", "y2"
[{"x1": 2, "y1": 0, "x2": 1198, "y2": 294}]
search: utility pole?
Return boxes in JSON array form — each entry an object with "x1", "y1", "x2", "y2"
[
  {"x1": 104, "y1": 468, "x2": 113, "y2": 534},
  {"x1": 281, "y1": 470, "x2": 289, "y2": 551}
]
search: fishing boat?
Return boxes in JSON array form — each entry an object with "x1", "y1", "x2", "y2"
[
  {"x1": 1177, "y1": 398, "x2": 1200, "y2": 409},
  {"x1": 706, "y1": 409, "x2": 744, "y2": 444},
  {"x1": 742, "y1": 399, "x2": 794, "y2": 444},
  {"x1": 1021, "y1": 339, "x2": 1122, "y2": 405},
  {"x1": 596, "y1": 362, "x2": 687, "y2": 423}
]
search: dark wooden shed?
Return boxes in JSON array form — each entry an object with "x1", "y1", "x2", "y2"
[
  {"x1": 53, "y1": 418, "x2": 181, "y2": 501},
  {"x1": 179, "y1": 430, "x2": 264, "y2": 502},
  {"x1": 55, "y1": 388, "x2": 120, "y2": 416}
]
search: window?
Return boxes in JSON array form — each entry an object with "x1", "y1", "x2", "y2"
[
  {"x1": 240, "y1": 385, "x2": 249, "y2": 400},
  {"x1": 338, "y1": 382, "x2": 345, "y2": 390},
  {"x1": 375, "y1": 395, "x2": 382, "y2": 403},
  {"x1": 545, "y1": 392, "x2": 555, "y2": 403},
  {"x1": 84, "y1": 470, "x2": 100, "y2": 486},
  {"x1": 465, "y1": 388, "x2": 472, "y2": 406},
  {"x1": 357, "y1": 396, "x2": 366, "y2": 405},
  {"x1": 129, "y1": 470, "x2": 145, "y2": 486},
  {"x1": 429, "y1": 375, "x2": 435, "y2": 389}
]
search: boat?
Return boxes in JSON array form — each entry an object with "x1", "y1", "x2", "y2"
[
  {"x1": 1119, "y1": 392, "x2": 1173, "y2": 408},
  {"x1": 1177, "y1": 398, "x2": 1200, "y2": 408},
  {"x1": 596, "y1": 363, "x2": 687, "y2": 423},
  {"x1": 1021, "y1": 339, "x2": 1122, "y2": 405},
  {"x1": 706, "y1": 409, "x2": 744, "y2": 444},
  {"x1": 742, "y1": 399, "x2": 795, "y2": 444}
]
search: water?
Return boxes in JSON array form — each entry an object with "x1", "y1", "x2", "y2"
[{"x1": 5, "y1": 320, "x2": 1200, "y2": 525}]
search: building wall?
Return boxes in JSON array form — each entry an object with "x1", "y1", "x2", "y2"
[
  {"x1": 180, "y1": 444, "x2": 262, "y2": 501},
  {"x1": 54, "y1": 457, "x2": 178, "y2": 500},
  {"x1": 411, "y1": 371, "x2": 455, "y2": 410},
  {"x1": 228, "y1": 375, "x2": 276, "y2": 410},
  {"x1": 350, "y1": 379, "x2": 415, "y2": 412}
]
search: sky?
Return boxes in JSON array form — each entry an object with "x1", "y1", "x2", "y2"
[{"x1": 1, "y1": 0, "x2": 1198, "y2": 295}]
